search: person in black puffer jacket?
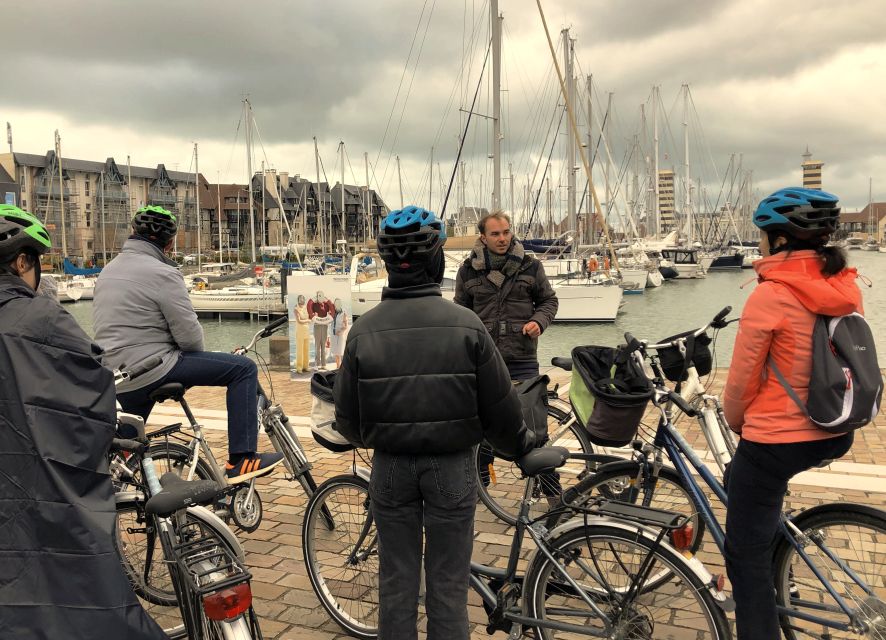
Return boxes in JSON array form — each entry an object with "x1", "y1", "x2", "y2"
[{"x1": 334, "y1": 205, "x2": 533, "y2": 640}]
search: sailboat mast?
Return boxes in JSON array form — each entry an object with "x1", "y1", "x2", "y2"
[
  {"x1": 586, "y1": 74, "x2": 593, "y2": 245},
  {"x1": 508, "y1": 162, "x2": 514, "y2": 215},
  {"x1": 563, "y1": 30, "x2": 576, "y2": 237},
  {"x1": 491, "y1": 0, "x2": 502, "y2": 211},
  {"x1": 100, "y1": 171, "x2": 107, "y2": 264},
  {"x1": 653, "y1": 87, "x2": 660, "y2": 238},
  {"x1": 314, "y1": 136, "x2": 324, "y2": 251},
  {"x1": 683, "y1": 84, "x2": 691, "y2": 245},
  {"x1": 429, "y1": 146, "x2": 434, "y2": 208},
  {"x1": 55, "y1": 130, "x2": 67, "y2": 261},
  {"x1": 216, "y1": 176, "x2": 223, "y2": 262},
  {"x1": 340, "y1": 142, "x2": 346, "y2": 246},
  {"x1": 194, "y1": 142, "x2": 201, "y2": 272},
  {"x1": 396, "y1": 155, "x2": 404, "y2": 209},
  {"x1": 364, "y1": 151, "x2": 372, "y2": 242},
  {"x1": 245, "y1": 98, "x2": 257, "y2": 265}
]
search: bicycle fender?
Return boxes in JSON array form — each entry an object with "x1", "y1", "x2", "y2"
[
  {"x1": 354, "y1": 465, "x2": 371, "y2": 483},
  {"x1": 787, "y1": 502, "x2": 886, "y2": 529},
  {"x1": 186, "y1": 504, "x2": 247, "y2": 563},
  {"x1": 541, "y1": 515, "x2": 716, "y2": 588}
]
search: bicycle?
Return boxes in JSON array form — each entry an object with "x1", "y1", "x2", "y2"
[
  {"x1": 112, "y1": 411, "x2": 261, "y2": 638},
  {"x1": 475, "y1": 378, "x2": 623, "y2": 526},
  {"x1": 560, "y1": 309, "x2": 886, "y2": 639},
  {"x1": 117, "y1": 316, "x2": 332, "y2": 532},
  {"x1": 301, "y1": 446, "x2": 732, "y2": 639}
]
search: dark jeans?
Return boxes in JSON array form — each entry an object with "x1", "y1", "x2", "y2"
[
  {"x1": 116, "y1": 351, "x2": 259, "y2": 456},
  {"x1": 724, "y1": 433, "x2": 853, "y2": 640},
  {"x1": 370, "y1": 449, "x2": 477, "y2": 640}
]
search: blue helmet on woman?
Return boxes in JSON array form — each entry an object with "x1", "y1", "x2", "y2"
[
  {"x1": 753, "y1": 187, "x2": 840, "y2": 240},
  {"x1": 377, "y1": 205, "x2": 447, "y2": 265}
]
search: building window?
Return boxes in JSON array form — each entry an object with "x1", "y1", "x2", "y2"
[
  {"x1": 85, "y1": 178, "x2": 90, "y2": 196},
  {"x1": 85, "y1": 203, "x2": 91, "y2": 210},
  {"x1": 21, "y1": 200, "x2": 26, "y2": 208},
  {"x1": 86, "y1": 212, "x2": 91, "y2": 227}
]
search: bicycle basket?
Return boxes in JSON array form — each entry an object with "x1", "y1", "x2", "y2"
[
  {"x1": 569, "y1": 345, "x2": 653, "y2": 447},
  {"x1": 656, "y1": 330, "x2": 713, "y2": 382},
  {"x1": 310, "y1": 370, "x2": 355, "y2": 453}
]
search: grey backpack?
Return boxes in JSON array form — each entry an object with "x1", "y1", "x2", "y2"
[{"x1": 769, "y1": 312, "x2": 883, "y2": 433}]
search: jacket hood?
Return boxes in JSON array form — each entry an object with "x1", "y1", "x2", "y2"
[
  {"x1": 0, "y1": 273, "x2": 35, "y2": 305},
  {"x1": 121, "y1": 237, "x2": 177, "y2": 266},
  {"x1": 754, "y1": 250, "x2": 861, "y2": 316}
]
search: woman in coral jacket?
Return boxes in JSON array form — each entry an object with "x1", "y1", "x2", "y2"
[{"x1": 723, "y1": 187, "x2": 860, "y2": 639}]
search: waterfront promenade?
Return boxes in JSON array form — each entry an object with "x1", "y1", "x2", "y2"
[{"x1": 143, "y1": 366, "x2": 886, "y2": 639}]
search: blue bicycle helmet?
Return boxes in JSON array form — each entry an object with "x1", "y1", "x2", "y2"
[
  {"x1": 377, "y1": 205, "x2": 446, "y2": 264},
  {"x1": 753, "y1": 187, "x2": 840, "y2": 240}
]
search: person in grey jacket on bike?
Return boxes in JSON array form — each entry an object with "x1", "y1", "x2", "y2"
[
  {"x1": 334, "y1": 205, "x2": 534, "y2": 640},
  {"x1": 93, "y1": 206, "x2": 282, "y2": 480}
]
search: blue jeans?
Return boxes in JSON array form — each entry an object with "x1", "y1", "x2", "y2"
[
  {"x1": 370, "y1": 449, "x2": 477, "y2": 640},
  {"x1": 724, "y1": 433, "x2": 853, "y2": 639},
  {"x1": 116, "y1": 351, "x2": 258, "y2": 456}
]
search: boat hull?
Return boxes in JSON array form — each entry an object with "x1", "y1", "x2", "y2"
[{"x1": 352, "y1": 281, "x2": 623, "y2": 322}]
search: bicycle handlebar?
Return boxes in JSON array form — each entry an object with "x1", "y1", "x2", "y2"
[
  {"x1": 666, "y1": 390, "x2": 697, "y2": 417},
  {"x1": 710, "y1": 305, "x2": 732, "y2": 329},
  {"x1": 260, "y1": 315, "x2": 288, "y2": 338}
]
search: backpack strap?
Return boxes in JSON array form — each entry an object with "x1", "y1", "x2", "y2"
[{"x1": 767, "y1": 356, "x2": 810, "y2": 418}]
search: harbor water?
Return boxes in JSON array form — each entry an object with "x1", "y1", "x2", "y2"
[{"x1": 65, "y1": 251, "x2": 885, "y2": 368}]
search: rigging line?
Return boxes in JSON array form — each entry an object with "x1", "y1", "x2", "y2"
[
  {"x1": 374, "y1": 0, "x2": 431, "y2": 176},
  {"x1": 526, "y1": 105, "x2": 565, "y2": 232},
  {"x1": 379, "y1": 0, "x2": 438, "y2": 190},
  {"x1": 440, "y1": 36, "x2": 492, "y2": 219},
  {"x1": 223, "y1": 105, "x2": 245, "y2": 184},
  {"x1": 429, "y1": 1, "x2": 489, "y2": 158},
  {"x1": 250, "y1": 115, "x2": 276, "y2": 175}
]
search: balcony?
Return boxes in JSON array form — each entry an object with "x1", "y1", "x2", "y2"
[
  {"x1": 148, "y1": 190, "x2": 177, "y2": 205},
  {"x1": 97, "y1": 188, "x2": 128, "y2": 202},
  {"x1": 34, "y1": 181, "x2": 77, "y2": 198}
]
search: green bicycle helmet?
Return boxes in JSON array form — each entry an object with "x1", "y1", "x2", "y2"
[
  {"x1": 132, "y1": 205, "x2": 177, "y2": 245},
  {"x1": 0, "y1": 204, "x2": 51, "y2": 263}
]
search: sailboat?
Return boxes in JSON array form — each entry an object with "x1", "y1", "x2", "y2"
[{"x1": 861, "y1": 179, "x2": 879, "y2": 251}]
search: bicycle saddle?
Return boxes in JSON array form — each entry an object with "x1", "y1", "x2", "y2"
[
  {"x1": 550, "y1": 356, "x2": 573, "y2": 372},
  {"x1": 516, "y1": 446, "x2": 569, "y2": 477},
  {"x1": 144, "y1": 472, "x2": 220, "y2": 518},
  {"x1": 149, "y1": 383, "x2": 186, "y2": 403}
]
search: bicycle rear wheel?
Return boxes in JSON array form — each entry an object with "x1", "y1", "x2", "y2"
[
  {"x1": 773, "y1": 504, "x2": 886, "y2": 640},
  {"x1": 476, "y1": 404, "x2": 606, "y2": 526},
  {"x1": 302, "y1": 474, "x2": 379, "y2": 639},
  {"x1": 525, "y1": 524, "x2": 731, "y2": 639}
]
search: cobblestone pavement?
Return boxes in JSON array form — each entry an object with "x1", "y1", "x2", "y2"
[{"x1": 140, "y1": 366, "x2": 886, "y2": 639}]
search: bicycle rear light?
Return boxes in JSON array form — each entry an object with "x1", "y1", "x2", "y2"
[
  {"x1": 203, "y1": 583, "x2": 252, "y2": 621},
  {"x1": 670, "y1": 523, "x2": 694, "y2": 551}
]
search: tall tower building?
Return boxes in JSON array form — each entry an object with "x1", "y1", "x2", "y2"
[
  {"x1": 801, "y1": 147, "x2": 823, "y2": 190},
  {"x1": 658, "y1": 169, "x2": 676, "y2": 231}
]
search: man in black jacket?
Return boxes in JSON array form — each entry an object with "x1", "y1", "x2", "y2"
[
  {"x1": 454, "y1": 211, "x2": 558, "y2": 380},
  {"x1": 0, "y1": 205, "x2": 166, "y2": 639},
  {"x1": 334, "y1": 205, "x2": 533, "y2": 640}
]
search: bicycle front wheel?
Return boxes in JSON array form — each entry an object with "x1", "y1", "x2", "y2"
[
  {"x1": 302, "y1": 474, "x2": 379, "y2": 639},
  {"x1": 525, "y1": 524, "x2": 731, "y2": 639},
  {"x1": 773, "y1": 504, "x2": 886, "y2": 640},
  {"x1": 476, "y1": 404, "x2": 602, "y2": 526}
]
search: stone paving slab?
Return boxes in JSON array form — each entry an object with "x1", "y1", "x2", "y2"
[{"x1": 140, "y1": 367, "x2": 885, "y2": 639}]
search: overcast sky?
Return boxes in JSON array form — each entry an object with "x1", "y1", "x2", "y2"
[{"x1": 3, "y1": 0, "x2": 885, "y2": 221}]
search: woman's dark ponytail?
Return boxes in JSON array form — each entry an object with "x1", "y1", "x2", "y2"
[
  {"x1": 816, "y1": 243, "x2": 847, "y2": 276},
  {"x1": 767, "y1": 231, "x2": 848, "y2": 276}
]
